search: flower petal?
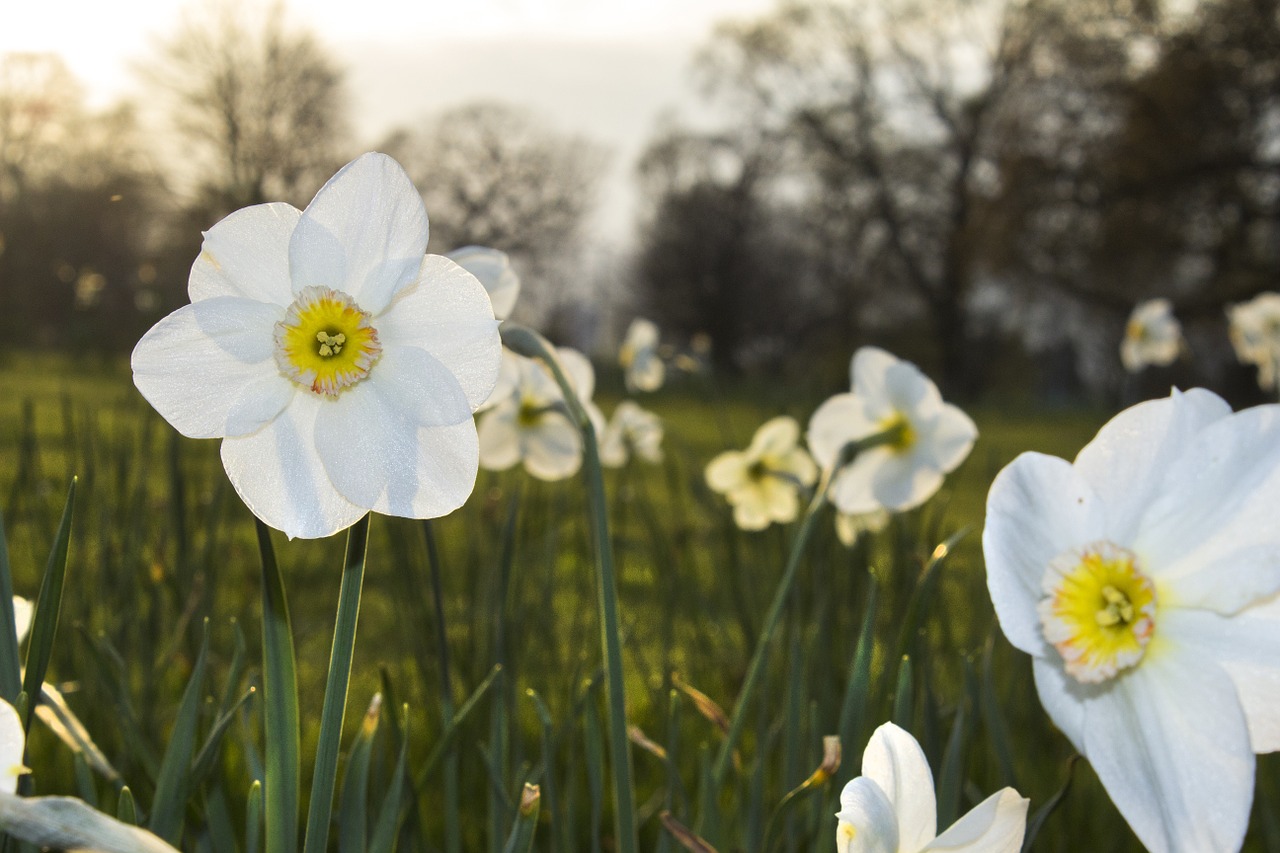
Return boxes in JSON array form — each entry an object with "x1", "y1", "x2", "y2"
[
  {"x1": 750, "y1": 416, "x2": 800, "y2": 459},
  {"x1": 706, "y1": 452, "x2": 748, "y2": 493},
  {"x1": 220, "y1": 394, "x2": 367, "y2": 539},
  {"x1": 807, "y1": 393, "x2": 876, "y2": 469},
  {"x1": 1073, "y1": 388, "x2": 1230, "y2": 545},
  {"x1": 188, "y1": 202, "x2": 300, "y2": 305},
  {"x1": 556, "y1": 347, "x2": 597, "y2": 403},
  {"x1": 1082, "y1": 647, "x2": 1253, "y2": 853},
  {"x1": 828, "y1": 453, "x2": 884, "y2": 516},
  {"x1": 870, "y1": 450, "x2": 943, "y2": 512},
  {"x1": 477, "y1": 404, "x2": 522, "y2": 472},
  {"x1": 983, "y1": 452, "x2": 1107, "y2": 655},
  {"x1": 860, "y1": 722, "x2": 937, "y2": 852},
  {"x1": 290, "y1": 153, "x2": 428, "y2": 315},
  {"x1": 923, "y1": 788, "x2": 1028, "y2": 853},
  {"x1": 1031, "y1": 656, "x2": 1098, "y2": 754},
  {"x1": 446, "y1": 245, "x2": 520, "y2": 320},
  {"x1": 10, "y1": 598, "x2": 31, "y2": 645},
  {"x1": 131, "y1": 298, "x2": 290, "y2": 439},
  {"x1": 834, "y1": 777, "x2": 900, "y2": 853},
  {"x1": 376, "y1": 254, "x2": 501, "y2": 410},
  {"x1": 920, "y1": 403, "x2": 978, "y2": 474},
  {"x1": 367, "y1": 420, "x2": 480, "y2": 519},
  {"x1": 523, "y1": 413, "x2": 583, "y2": 481},
  {"x1": 0, "y1": 699, "x2": 23, "y2": 794},
  {"x1": 850, "y1": 346, "x2": 898, "y2": 401}
]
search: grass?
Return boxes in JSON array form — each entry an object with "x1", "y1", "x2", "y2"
[{"x1": 0, "y1": 354, "x2": 1277, "y2": 851}]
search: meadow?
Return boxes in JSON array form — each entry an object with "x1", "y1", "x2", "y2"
[{"x1": 1, "y1": 352, "x2": 1278, "y2": 852}]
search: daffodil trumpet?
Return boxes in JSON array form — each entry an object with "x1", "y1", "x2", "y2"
[{"x1": 497, "y1": 322, "x2": 640, "y2": 853}]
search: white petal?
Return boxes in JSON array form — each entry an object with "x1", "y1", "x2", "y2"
[
  {"x1": 188, "y1": 202, "x2": 300, "y2": 305},
  {"x1": 1074, "y1": 388, "x2": 1230, "y2": 544},
  {"x1": 870, "y1": 451, "x2": 943, "y2": 512},
  {"x1": 920, "y1": 404, "x2": 977, "y2": 474},
  {"x1": 706, "y1": 452, "x2": 748, "y2": 494},
  {"x1": 220, "y1": 395, "x2": 367, "y2": 539},
  {"x1": 523, "y1": 414, "x2": 583, "y2": 481},
  {"x1": 732, "y1": 495, "x2": 773, "y2": 532},
  {"x1": 807, "y1": 393, "x2": 875, "y2": 469},
  {"x1": 883, "y1": 359, "x2": 939, "y2": 421},
  {"x1": 982, "y1": 452, "x2": 1107, "y2": 655},
  {"x1": 772, "y1": 448, "x2": 818, "y2": 487},
  {"x1": 368, "y1": 420, "x2": 480, "y2": 519},
  {"x1": 828, "y1": 453, "x2": 884, "y2": 516},
  {"x1": 10, "y1": 598, "x2": 31, "y2": 645},
  {"x1": 849, "y1": 347, "x2": 899, "y2": 402},
  {"x1": 477, "y1": 404, "x2": 522, "y2": 471},
  {"x1": 1031, "y1": 656, "x2": 1097, "y2": 754},
  {"x1": 1083, "y1": 648, "x2": 1253, "y2": 853},
  {"x1": 861, "y1": 722, "x2": 937, "y2": 852},
  {"x1": 555, "y1": 347, "x2": 597, "y2": 403},
  {"x1": 131, "y1": 299, "x2": 289, "y2": 439},
  {"x1": 290, "y1": 153, "x2": 428, "y2": 315},
  {"x1": 1135, "y1": 402, "x2": 1280, "y2": 612},
  {"x1": 376, "y1": 254, "x2": 501, "y2": 411},
  {"x1": 750, "y1": 416, "x2": 800, "y2": 458},
  {"x1": 923, "y1": 788, "x2": 1028, "y2": 853},
  {"x1": 446, "y1": 245, "x2": 520, "y2": 320},
  {"x1": 626, "y1": 354, "x2": 665, "y2": 393},
  {"x1": 478, "y1": 348, "x2": 523, "y2": 412},
  {"x1": 834, "y1": 777, "x2": 900, "y2": 853},
  {"x1": 0, "y1": 699, "x2": 23, "y2": 795}
]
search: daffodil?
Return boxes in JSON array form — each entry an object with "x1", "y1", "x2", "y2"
[
  {"x1": 1227, "y1": 292, "x2": 1280, "y2": 391},
  {"x1": 984, "y1": 388, "x2": 1280, "y2": 852},
  {"x1": 131, "y1": 153, "x2": 502, "y2": 539},
  {"x1": 619, "y1": 318, "x2": 665, "y2": 392},
  {"x1": 477, "y1": 347, "x2": 604, "y2": 481},
  {"x1": 835, "y1": 508, "x2": 890, "y2": 548},
  {"x1": 1120, "y1": 298, "x2": 1182, "y2": 373},
  {"x1": 705, "y1": 416, "x2": 818, "y2": 531},
  {"x1": 808, "y1": 347, "x2": 976, "y2": 515},
  {"x1": 599, "y1": 401, "x2": 664, "y2": 468},
  {"x1": 0, "y1": 698, "x2": 27, "y2": 794},
  {"x1": 835, "y1": 722, "x2": 1027, "y2": 853},
  {"x1": 446, "y1": 245, "x2": 520, "y2": 321}
]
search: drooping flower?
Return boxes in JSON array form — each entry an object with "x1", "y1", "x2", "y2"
[
  {"x1": 0, "y1": 698, "x2": 27, "y2": 794},
  {"x1": 1121, "y1": 298, "x2": 1182, "y2": 373},
  {"x1": 1227, "y1": 292, "x2": 1280, "y2": 390},
  {"x1": 808, "y1": 347, "x2": 976, "y2": 516},
  {"x1": 835, "y1": 508, "x2": 890, "y2": 549},
  {"x1": 835, "y1": 722, "x2": 1027, "y2": 853},
  {"x1": 446, "y1": 245, "x2": 520, "y2": 321},
  {"x1": 131, "y1": 153, "x2": 502, "y2": 539},
  {"x1": 705, "y1": 416, "x2": 818, "y2": 531},
  {"x1": 599, "y1": 401, "x2": 664, "y2": 468},
  {"x1": 984, "y1": 388, "x2": 1280, "y2": 852},
  {"x1": 477, "y1": 347, "x2": 604, "y2": 481},
  {"x1": 619, "y1": 318, "x2": 665, "y2": 392}
]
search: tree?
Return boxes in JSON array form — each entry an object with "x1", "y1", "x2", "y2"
[{"x1": 142, "y1": 0, "x2": 349, "y2": 215}]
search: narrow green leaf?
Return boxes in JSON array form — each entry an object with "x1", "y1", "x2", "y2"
[
  {"x1": 935, "y1": 661, "x2": 976, "y2": 829},
  {"x1": 527, "y1": 689, "x2": 561, "y2": 852},
  {"x1": 257, "y1": 520, "x2": 299, "y2": 853},
  {"x1": 838, "y1": 578, "x2": 879, "y2": 759},
  {"x1": 414, "y1": 664, "x2": 503, "y2": 786},
  {"x1": 190, "y1": 687, "x2": 256, "y2": 789},
  {"x1": 980, "y1": 636, "x2": 1019, "y2": 790},
  {"x1": 72, "y1": 753, "x2": 97, "y2": 808},
  {"x1": 582, "y1": 682, "x2": 605, "y2": 853},
  {"x1": 21, "y1": 478, "x2": 76, "y2": 733},
  {"x1": 148, "y1": 618, "x2": 210, "y2": 841},
  {"x1": 891, "y1": 656, "x2": 913, "y2": 729},
  {"x1": 368, "y1": 706, "x2": 410, "y2": 853},
  {"x1": 500, "y1": 784, "x2": 540, "y2": 853},
  {"x1": 0, "y1": 512, "x2": 24, "y2": 702},
  {"x1": 246, "y1": 781, "x2": 263, "y2": 853},
  {"x1": 116, "y1": 787, "x2": 137, "y2": 825},
  {"x1": 1021, "y1": 756, "x2": 1079, "y2": 853},
  {"x1": 337, "y1": 695, "x2": 381, "y2": 853}
]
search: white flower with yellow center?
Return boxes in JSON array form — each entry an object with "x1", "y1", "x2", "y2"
[
  {"x1": 131, "y1": 153, "x2": 501, "y2": 539},
  {"x1": 984, "y1": 388, "x2": 1280, "y2": 853},
  {"x1": 0, "y1": 698, "x2": 27, "y2": 794},
  {"x1": 1120, "y1": 298, "x2": 1182, "y2": 373},
  {"x1": 705, "y1": 416, "x2": 818, "y2": 531},
  {"x1": 835, "y1": 722, "x2": 1027, "y2": 853},
  {"x1": 808, "y1": 347, "x2": 976, "y2": 515},
  {"x1": 599, "y1": 401, "x2": 664, "y2": 468},
  {"x1": 619, "y1": 318, "x2": 665, "y2": 393},
  {"x1": 446, "y1": 245, "x2": 520, "y2": 321},
  {"x1": 1227, "y1": 292, "x2": 1280, "y2": 391},
  {"x1": 477, "y1": 347, "x2": 604, "y2": 481}
]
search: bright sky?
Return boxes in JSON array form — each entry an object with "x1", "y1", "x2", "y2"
[{"x1": 1, "y1": 0, "x2": 778, "y2": 242}]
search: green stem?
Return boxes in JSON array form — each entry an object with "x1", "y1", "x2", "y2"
[
  {"x1": 422, "y1": 520, "x2": 462, "y2": 853},
  {"x1": 501, "y1": 324, "x2": 638, "y2": 853},
  {"x1": 256, "y1": 520, "x2": 299, "y2": 853},
  {"x1": 302, "y1": 514, "x2": 371, "y2": 853}
]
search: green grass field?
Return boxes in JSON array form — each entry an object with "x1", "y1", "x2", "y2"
[{"x1": 1, "y1": 354, "x2": 1277, "y2": 851}]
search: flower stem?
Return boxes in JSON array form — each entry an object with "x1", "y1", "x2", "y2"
[
  {"x1": 302, "y1": 514, "x2": 370, "y2": 853},
  {"x1": 501, "y1": 324, "x2": 639, "y2": 853}
]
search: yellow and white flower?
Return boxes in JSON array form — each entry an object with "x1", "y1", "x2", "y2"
[
  {"x1": 984, "y1": 388, "x2": 1280, "y2": 852},
  {"x1": 808, "y1": 347, "x2": 976, "y2": 515},
  {"x1": 836, "y1": 722, "x2": 1027, "y2": 853},
  {"x1": 131, "y1": 153, "x2": 502, "y2": 539},
  {"x1": 599, "y1": 401, "x2": 664, "y2": 468},
  {"x1": 446, "y1": 245, "x2": 520, "y2": 322},
  {"x1": 619, "y1": 318, "x2": 665, "y2": 393},
  {"x1": 1121, "y1": 298, "x2": 1182, "y2": 373},
  {"x1": 705, "y1": 416, "x2": 818, "y2": 531},
  {"x1": 477, "y1": 347, "x2": 604, "y2": 481},
  {"x1": 1227, "y1": 292, "x2": 1280, "y2": 390}
]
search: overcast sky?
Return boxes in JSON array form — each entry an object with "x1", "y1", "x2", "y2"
[{"x1": 2, "y1": 0, "x2": 779, "y2": 244}]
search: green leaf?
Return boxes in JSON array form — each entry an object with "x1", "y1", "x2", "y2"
[
  {"x1": 891, "y1": 655, "x2": 913, "y2": 729},
  {"x1": 256, "y1": 520, "x2": 299, "y2": 853},
  {"x1": 337, "y1": 695, "x2": 381, "y2": 853},
  {"x1": 500, "y1": 784, "x2": 540, "y2": 853},
  {"x1": 21, "y1": 478, "x2": 76, "y2": 734},
  {"x1": 415, "y1": 665, "x2": 503, "y2": 785},
  {"x1": 368, "y1": 706, "x2": 410, "y2": 853},
  {"x1": 246, "y1": 781, "x2": 263, "y2": 853},
  {"x1": 116, "y1": 788, "x2": 137, "y2": 826},
  {"x1": 838, "y1": 578, "x2": 879, "y2": 758},
  {"x1": 148, "y1": 618, "x2": 210, "y2": 842},
  {"x1": 0, "y1": 512, "x2": 24, "y2": 703},
  {"x1": 1021, "y1": 756, "x2": 1079, "y2": 853},
  {"x1": 190, "y1": 687, "x2": 256, "y2": 790}
]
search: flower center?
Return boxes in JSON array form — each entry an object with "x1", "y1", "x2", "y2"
[
  {"x1": 274, "y1": 286, "x2": 382, "y2": 397},
  {"x1": 879, "y1": 413, "x2": 916, "y2": 452},
  {"x1": 1038, "y1": 541, "x2": 1156, "y2": 683}
]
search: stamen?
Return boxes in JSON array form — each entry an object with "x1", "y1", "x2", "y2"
[{"x1": 274, "y1": 287, "x2": 381, "y2": 397}]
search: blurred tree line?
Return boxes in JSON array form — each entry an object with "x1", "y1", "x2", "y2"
[{"x1": 632, "y1": 0, "x2": 1280, "y2": 397}]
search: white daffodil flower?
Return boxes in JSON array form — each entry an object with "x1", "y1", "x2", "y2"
[
  {"x1": 808, "y1": 347, "x2": 976, "y2": 516},
  {"x1": 599, "y1": 401, "x2": 664, "y2": 468},
  {"x1": 1121, "y1": 298, "x2": 1182, "y2": 373},
  {"x1": 705, "y1": 416, "x2": 818, "y2": 531},
  {"x1": 984, "y1": 388, "x2": 1280, "y2": 853},
  {"x1": 446, "y1": 245, "x2": 520, "y2": 321},
  {"x1": 835, "y1": 508, "x2": 891, "y2": 548},
  {"x1": 11, "y1": 598, "x2": 31, "y2": 644},
  {"x1": 131, "y1": 153, "x2": 501, "y2": 540},
  {"x1": 1227, "y1": 292, "x2": 1280, "y2": 391},
  {"x1": 0, "y1": 698, "x2": 28, "y2": 794},
  {"x1": 477, "y1": 347, "x2": 604, "y2": 481},
  {"x1": 835, "y1": 722, "x2": 1027, "y2": 853},
  {"x1": 620, "y1": 318, "x2": 665, "y2": 393}
]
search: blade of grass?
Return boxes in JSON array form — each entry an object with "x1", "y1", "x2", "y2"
[
  {"x1": 0, "y1": 512, "x2": 23, "y2": 702},
  {"x1": 148, "y1": 618, "x2": 210, "y2": 842},
  {"x1": 257, "y1": 519, "x2": 299, "y2": 853},
  {"x1": 337, "y1": 694, "x2": 381, "y2": 853},
  {"x1": 500, "y1": 784, "x2": 540, "y2": 853},
  {"x1": 414, "y1": 664, "x2": 503, "y2": 786},
  {"x1": 1021, "y1": 756, "x2": 1079, "y2": 853},
  {"x1": 837, "y1": 578, "x2": 878, "y2": 758},
  {"x1": 303, "y1": 513, "x2": 371, "y2": 853},
  {"x1": 421, "y1": 519, "x2": 462, "y2": 853},
  {"x1": 21, "y1": 478, "x2": 76, "y2": 734},
  {"x1": 368, "y1": 705, "x2": 410, "y2": 853},
  {"x1": 246, "y1": 781, "x2": 263, "y2": 853}
]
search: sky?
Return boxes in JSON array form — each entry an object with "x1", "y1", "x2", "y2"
[{"x1": 1, "y1": 0, "x2": 780, "y2": 243}]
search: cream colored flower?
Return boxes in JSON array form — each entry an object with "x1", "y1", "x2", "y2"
[
  {"x1": 619, "y1": 318, "x2": 665, "y2": 392},
  {"x1": 599, "y1": 401, "x2": 664, "y2": 468},
  {"x1": 446, "y1": 245, "x2": 520, "y2": 321},
  {"x1": 1227, "y1": 292, "x2": 1280, "y2": 390},
  {"x1": 705, "y1": 416, "x2": 818, "y2": 531},
  {"x1": 808, "y1": 348, "x2": 976, "y2": 516},
  {"x1": 835, "y1": 509, "x2": 891, "y2": 548},
  {"x1": 1121, "y1": 298, "x2": 1182, "y2": 373}
]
